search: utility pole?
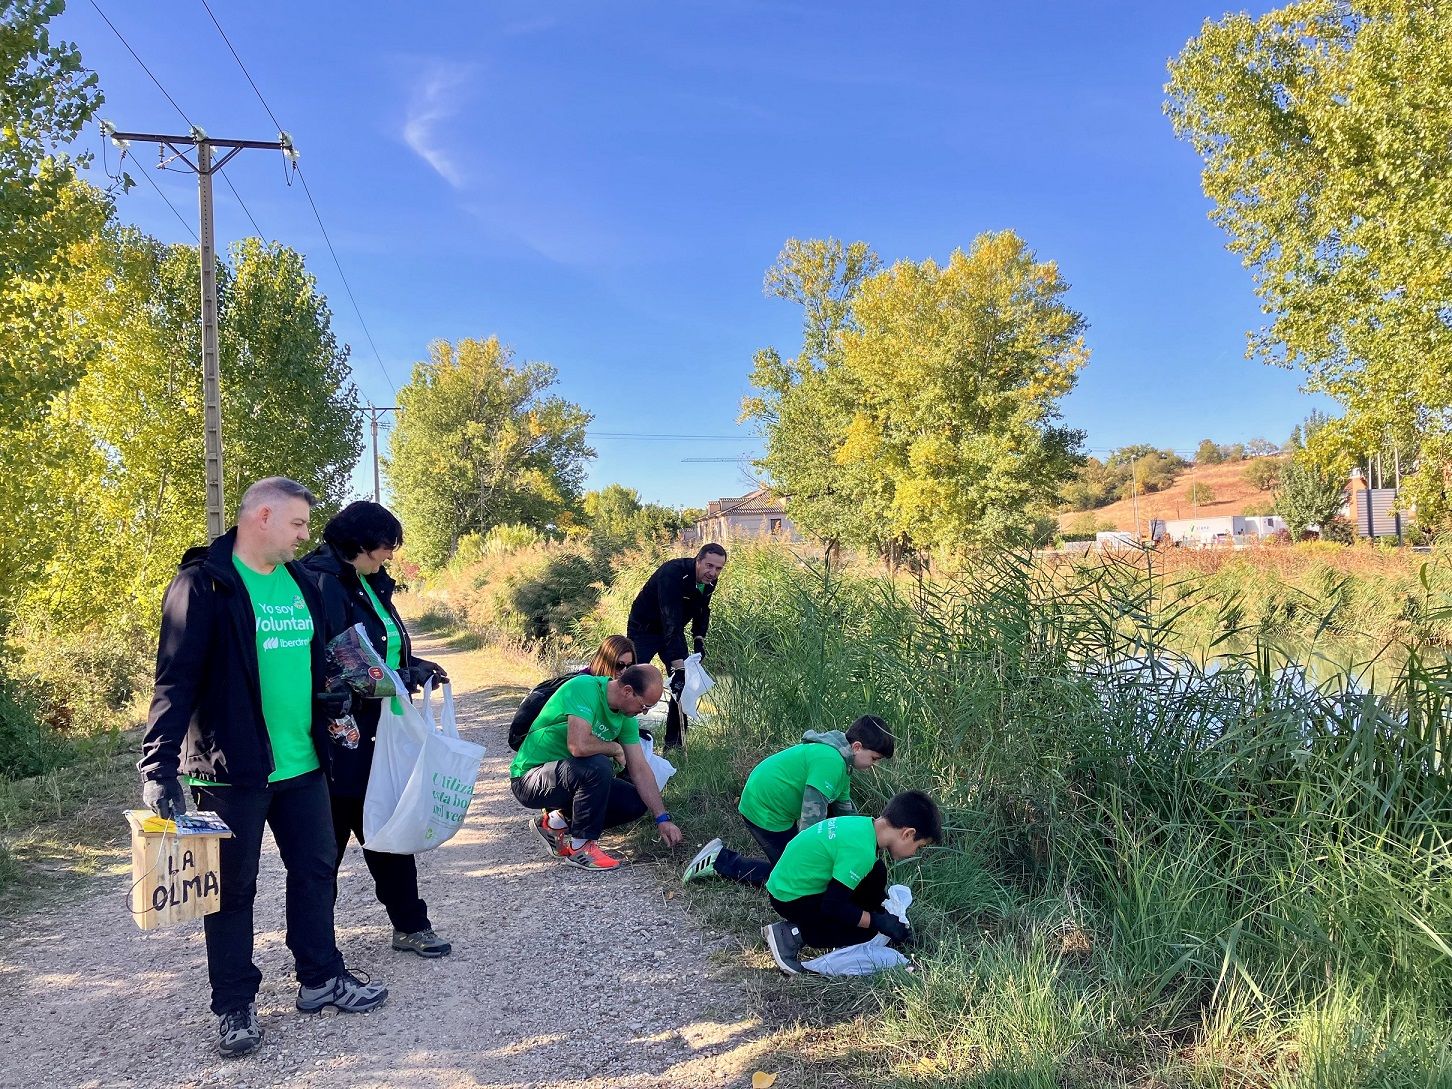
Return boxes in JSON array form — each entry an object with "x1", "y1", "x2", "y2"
[
  {"x1": 102, "y1": 124, "x2": 296, "y2": 540},
  {"x1": 363, "y1": 405, "x2": 399, "y2": 502}
]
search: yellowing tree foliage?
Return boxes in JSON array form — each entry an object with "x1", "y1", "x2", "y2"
[
  {"x1": 1167, "y1": 0, "x2": 1452, "y2": 526},
  {"x1": 745, "y1": 232, "x2": 1088, "y2": 558},
  {"x1": 386, "y1": 337, "x2": 594, "y2": 569}
]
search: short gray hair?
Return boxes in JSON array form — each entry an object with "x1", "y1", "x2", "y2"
[{"x1": 238, "y1": 476, "x2": 317, "y2": 517}]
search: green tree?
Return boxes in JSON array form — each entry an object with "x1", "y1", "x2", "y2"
[
  {"x1": 0, "y1": 1, "x2": 105, "y2": 622},
  {"x1": 1187, "y1": 481, "x2": 1216, "y2": 505},
  {"x1": 1195, "y1": 439, "x2": 1225, "y2": 465},
  {"x1": 743, "y1": 238, "x2": 891, "y2": 556},
  {"x1": 1167, "y1": 1, "x2": 1452, "y2": 526},
  {"x1": 386, "y1": 336, "x2": 593, "y2": 569},
  {"x1": 1276, "y1": 458, "x2": 1347, "y2": 539},
  {"x1": 1243, "y1": 458, "x2": 1282, "y2": 492},
  {"x1": 16, "y1": 229, "x2": 364, "y2": 632},
  {"x1": 836, "y1": 231, "x2": 1088, "y2": 551},
  {"x1": 582, "y1": 483, "x2": 682, "y2": 555}
]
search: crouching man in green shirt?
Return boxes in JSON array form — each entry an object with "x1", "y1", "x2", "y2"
[
  {"x1": 509, "y1": 664, "x2": 684, "y2": 870},
  {"x1": 682, "y1": 715, "x2": 895, "y2": 887},
  {"x1": 761, "y1": 790, "x2": 942, "y2": 975}
]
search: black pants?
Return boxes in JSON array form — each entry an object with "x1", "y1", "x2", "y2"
[
  {"x1": 192, "y1": 770, "x2": 345, "y2": 1015},
  {"x1": 511, "y1": 755, "x2": 647, "y2": 841},
  {"x1": 626, "y1": 631, "x2": 688, "y2": 748},
  {"x1": 713, "y1": 817, "x2": 797, "y2": 887},
  {"x1": 770, "y1": 859, "x2": 890, "y2": 951},
  {"x1": 330, "y1": 793, "x2": 430, "y2": 934}
]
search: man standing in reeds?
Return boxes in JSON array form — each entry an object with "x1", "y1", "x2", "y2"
[{"x1": 626, "y1": 544, "x2": 727, "y2": 748}]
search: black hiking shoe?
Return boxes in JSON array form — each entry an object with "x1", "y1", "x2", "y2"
[
  {"x1": 762, "y1": 921, "x2": 805, "y2": 975},
  {"x1": 217, "y1": 1003, "x2": 263, "y2": 1057},
  {"x1": 296, "y1": 969, "x2": 388, "y2": 1013},
  {"x1": 392, "y1": 928, "x2": 452, "y2": 958}
]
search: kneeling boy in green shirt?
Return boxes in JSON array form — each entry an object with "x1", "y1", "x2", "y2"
[
  {"x1": 761, "y1": 790, "x2": 941, "y2": 975},
  {"x1": 682, "y1": 715, "x2": 895, "y2": 888}
]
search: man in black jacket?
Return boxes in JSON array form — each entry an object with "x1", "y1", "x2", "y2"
[
  {"x1": 138, "y1": 477, "x2": 388, "y2": 1059},
  {"x1": 626, "y1": 544, "x2": 726, "y2": 747}
]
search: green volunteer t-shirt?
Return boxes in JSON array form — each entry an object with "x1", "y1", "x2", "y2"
[
  {"x1": 359, "y1": 578, "x2": 404, "y2": 714},
  {"x1": 232, "y1": 554, "x2": 319, "y2": 783},
  {"x1": 738, "y1": 743, "x2": 851, "y2": 832},
  {"x1": 766, "y1": 814, "x2": 878, "y2": 902},
  {"x1": 509, "y1": 674, "x2": 641, "y2": 778}
]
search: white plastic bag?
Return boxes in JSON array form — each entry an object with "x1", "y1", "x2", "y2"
[
  {"x1": 802, "y1": 884, "x2": 914, "y2": 976},
  {"x1": 363, "y1": 676, "x2": 485, "y2": 854},
  {"x1": 678, "y1": 652, "x2": 715, "y2": 718},
  {"x1": 638, "y1": 734, "x2": 676, "y2": 793}
]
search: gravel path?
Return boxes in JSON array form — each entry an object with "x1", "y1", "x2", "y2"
[{"x1": 0, "y1": 638, "x2": 776, "y2": 1089}]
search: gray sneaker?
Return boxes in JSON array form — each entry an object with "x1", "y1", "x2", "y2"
[
  {"x1": 762, "y1": 921, "x2": 805, "y2": 975},
  {"x1": 392, "y1": 928, "x2": 452, "y2": 958},
  {"x1": 296, "y1": 969, "x2": 388, "y2": 1013},
  {"x1": 217, "y1": 1002, "x2": 263, "y2": 1057}
]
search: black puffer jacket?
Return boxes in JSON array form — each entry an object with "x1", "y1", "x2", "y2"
[
  {"x1": 138, "y1": 529, "x2": 332, "y2": 788},
  {"x1": 626, "y1": 556, "x2": 714, "y2": 665},
  {"x1": 299, "y1": 542, "x2": 419, "y2": 797}
]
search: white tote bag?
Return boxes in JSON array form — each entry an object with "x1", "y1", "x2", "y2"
[
  {"x1": 363, "y1": 675, "x2": 485, "y2": 854},
  {"x1": 678, "y1": 652, "x2": 715, "y2": 718}
]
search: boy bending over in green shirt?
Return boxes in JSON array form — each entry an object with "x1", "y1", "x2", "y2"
[
  {"x1": 761, "y1": 790, "x2": 941, "y2": 975},
  {"x1": 682, "y1": 715, "x2": 895, "y2": 888}
]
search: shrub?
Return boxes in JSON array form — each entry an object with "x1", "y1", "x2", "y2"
[
  {"x1": 0, "y1": 677, "x2": 74, "y2": 779},
  {"x1": 6, "y1": 621, "x2": 152, "y2": 736}
]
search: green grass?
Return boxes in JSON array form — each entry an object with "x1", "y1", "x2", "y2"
[{"x1": 635, "y1": 544, "x2": 1452, "y2": 1088}]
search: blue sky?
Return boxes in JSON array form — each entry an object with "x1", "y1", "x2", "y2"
[{"x1": 58, "y1": 0, "x2": 1325, "y2": 509}]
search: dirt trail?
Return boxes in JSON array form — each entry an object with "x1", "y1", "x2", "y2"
[{"x1": 0, "y1": 637, "x2": 778, "y2": 1089}]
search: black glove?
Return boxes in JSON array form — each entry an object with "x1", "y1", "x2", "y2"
[
  {"x1": 693, "y1": 635, "x2": 706, "y2": 662},
  {"x1": 317, "y1": 688, "x2": 352, "y2": 717},
  {"x1": 870, "y1": 912, "x2": 913, "y2": 945},
  {"x1": 142, "y1": 777, "x2": 188, "y2": 820},
  {"x1": 411, "y1": 658, "x2": 449, "y2": 687},
  {"x1": 669, "y1": 668, "x2": 685, "y2": 697}
]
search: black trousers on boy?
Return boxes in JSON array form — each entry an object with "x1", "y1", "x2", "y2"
[
  {"x1": 192, "y1": 770, "x2": 345, "y2": 1015},
  {"x1": 770, "y1": 859, "x2": 890, "y2": 951},
  {"x1": 511, "y1": 755, "x2": 647, "y2": 841},
  {"x1": 330, "y1": 793, "x2": 430, "y2": 935},
  {"x1": 713, "y1": 818, "x2": 797, "y2": 887}
]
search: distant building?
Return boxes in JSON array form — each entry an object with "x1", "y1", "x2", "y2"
[
  {"x1": 1343, "y1": 468, "x2": 1404, "y2": 539},
  {"x1": 1158, "y1": 515, "x2": 1287, "y2": 548},
  {"x1": 683, "y1": 487, "x2": 801, "y2": 544}
]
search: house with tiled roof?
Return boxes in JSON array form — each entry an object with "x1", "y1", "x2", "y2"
[{"x1": 684, "y1": 487, "x2": 801, "y2": 544}]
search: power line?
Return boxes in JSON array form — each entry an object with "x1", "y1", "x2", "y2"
[
  {"x1": 198, "y1": 0, "x2": 284, "y2": 132},
  {"x1": 89, "y1": 0, "x2": 193, "y2": 126},
  {"x1": 91, "y1": 0, "x2": 266, "y2": 241},
  {"x1": 294, "y1": 165, "x2": 398, "y2": 394},
  {"x1": 196, "y1": 1, "x2": 398, "y2": 395},
  {"x1": 132, "y1": 161, "x2": 199, "y2": 242}
]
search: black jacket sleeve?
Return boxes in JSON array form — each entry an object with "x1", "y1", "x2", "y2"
[
  {"x1": 311, "y1": 570, "x2": 354, "y2": 644},
  {"x1": 138, "y1": 570, "x2": 212, "y2": 782},
  {"x1": 658, "y1": 565, "x2": 690, "y2": 665},
  {"x1": 820, "y1": 879, "x2": 871, "y2": 930}
]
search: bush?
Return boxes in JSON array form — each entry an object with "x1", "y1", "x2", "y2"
[
  {"x1": 0, "y1": 677, "x2": 74, "y2": 779},
  {"x1": 1323, "y1": 515, "x2": 1355, "y2": 544},
  {"x1": 6, "y1": 621, "x2": 152, "y2": 736},
  {"x1": 431, "y1": 542, "x2": 607, "y2": 647}
]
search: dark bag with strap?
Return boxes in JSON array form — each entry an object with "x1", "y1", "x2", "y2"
[{"x1": 507, "y1": 673, "x2": 577, "y2": 751}]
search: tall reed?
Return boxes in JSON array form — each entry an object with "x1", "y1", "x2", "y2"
[{"x1": 669, "y1": 544, "x2": 1451, "y2": 1086}]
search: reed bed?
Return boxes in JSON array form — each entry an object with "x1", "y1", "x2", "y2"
[{"x1": 596, "y1": 545, "x2": 1452, "y2": 1087}]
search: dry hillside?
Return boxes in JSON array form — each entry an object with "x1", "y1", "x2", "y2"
[{"x1": 1058, "y1": 458, "x2": 1285, "y2": 535}]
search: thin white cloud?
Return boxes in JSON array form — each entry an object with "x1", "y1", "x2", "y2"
[{"x1": 402, "y1": 62, "x2": 477, "y2": 188}]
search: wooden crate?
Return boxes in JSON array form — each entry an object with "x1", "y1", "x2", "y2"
[{"x1": 125, "y1": 810, "x2": 230, "y2": 931}]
